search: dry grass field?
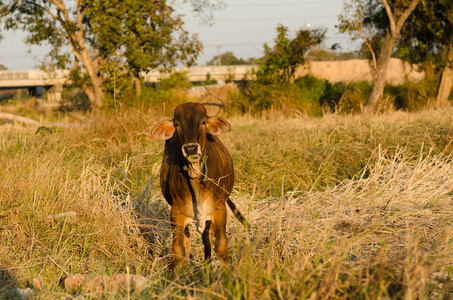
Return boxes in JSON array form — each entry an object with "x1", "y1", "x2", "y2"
[{"x1": 1, "y1": 106, "x2": 453, "y2": 299}]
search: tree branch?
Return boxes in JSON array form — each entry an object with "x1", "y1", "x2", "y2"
[
  {"x1": 383, "y1": 0, "x2": 420, "y2": 38},
  {"x1": 44, "y1": 0, "x2": 85, "y2": 63},
  {"x1": 75, "y1": 0, "x2": 84, "y2": 44},
  {"x1": 357, "y1": 10, "x2": 377, "y2": 70},
  {"x1": 382, "y1": 0, "x2": 397, "y2": 37},
  {"x1": 395, "y1": 0, "x2": 420, "y2": 31},
  {"x1": 395, "y1": 0, "x2": 421, "y2": 33}
]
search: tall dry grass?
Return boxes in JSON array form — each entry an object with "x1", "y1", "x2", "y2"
[{"x1": 1, "y1": 106, "x2": 453, "y2": 298}]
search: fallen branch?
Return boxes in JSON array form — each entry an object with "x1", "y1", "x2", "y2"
[{"x1": 0, "y1": 112, "x2": 86, "y2": 128}]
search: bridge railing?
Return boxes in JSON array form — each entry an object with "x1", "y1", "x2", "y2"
[
  {"x1": 0, "y1": 66, "x2": 258, "y2": 88},
  {"x1": 0, "y1": 70, "x2": 70, "y2": 88},
  {"x1": 142, "y1": 65, "x2": 257, "y2": 82}
]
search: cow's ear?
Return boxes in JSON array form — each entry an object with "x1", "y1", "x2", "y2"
[
  {"x1": 150, "y1": 120, "x2": 175, "y2": 140},
  {"x1": 207, "y1": 116, "x2": 231, "y2": 135}
]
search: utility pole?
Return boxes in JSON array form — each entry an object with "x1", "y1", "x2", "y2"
[{"x1": 216, "y1": 45, "x2": 221, "y2": 66}]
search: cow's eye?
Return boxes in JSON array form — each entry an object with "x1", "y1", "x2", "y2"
[
  {"x1": 202, "y1": 121, "x2": 206, "y2": 125},
  {"x1": 174, "y1": 123, "x2": 179, "y2": 128}
]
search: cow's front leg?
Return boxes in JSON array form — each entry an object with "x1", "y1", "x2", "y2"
[
  {"x1": 184, "y1": 224, "x2": 191, "y2": 260},
  {"x1": 213, "y1": 205, "x2": 229, "y2": 264},
  {"x1": 170, "y1": 209, "x2": 191, "y2": 271},
  {"x1": 202, "y1": 220, "x2": 214, "y2": 262}
]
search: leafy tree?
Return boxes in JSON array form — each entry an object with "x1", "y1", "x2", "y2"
[
  {"x1": 206, "y1": 51, "x2": 253, "y2": 65},
  {"x1": 338, "y1": 0, "x2": 420, "y2": 113},
  {"x1": 256, "y1": 24, "x2": 325, "y2": 85},
  {"x1": 0, "y1": 0, "x2": 218, "y2": 108},
  {"x1": 86, "y1": 0, "x2": 202, "y2": 98},
  {"x1": 396, "y1": 2, "x2": 443, "y2": 79},
  {"x1": 376, "y1": 0, "x2": 453, "y2": 107}
]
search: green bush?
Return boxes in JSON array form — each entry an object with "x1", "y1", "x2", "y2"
[
  {"x1": 232, "y1": 75, "x2": 371, "y2": 116},
  {"x1": 60, "y1": 87, "x2": 91, "y2": 112},
  {"x1": 386, "y1": 77, "x2": 439, "y2": 111},
  {"x1": 335, "y1": 81, "x2": 371, "y2": 113},
  {"x1": 159, "y1": 72, "x2": 192, "y2": 90},
  {"x1": 291, "y1": 75, "x2": 327, "y2": 115},
  {"x1": 230, "y1": 75, "x2": 327, "y2": 116}
]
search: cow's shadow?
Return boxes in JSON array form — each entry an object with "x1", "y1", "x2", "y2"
[{"x1": 132, "y1": 178, "x2": 173, "y2": 259}]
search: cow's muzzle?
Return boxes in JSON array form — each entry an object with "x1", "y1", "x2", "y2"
[{"x1": 182, "y1": 143, "x2": 202, "y2": 163}]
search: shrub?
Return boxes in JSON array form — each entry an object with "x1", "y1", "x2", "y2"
[
  {"x1": 335, "y1": 81, "x2": 371, "y2": 114},
  {"x1": 232, "y1": 75, "x2": 371, "y2": 116},
  {"x1": 291, "y1": 75, "x2": 327, "y2": 115},
  {"x1": 159, "y1": 72, "x2": 192, "y2": 90},
  {"x1": 387, "y1": 77, "x2": 439, "y2": 111},
  {"x1": 60, "y1": 88, "x2": 91, "y2": 112}
]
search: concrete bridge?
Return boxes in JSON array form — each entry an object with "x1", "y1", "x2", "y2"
[
  {"x1": 0, "y1": 65, "x2": 257, "y2": 102},
  {"x1": 0, "y1": 70, "x2": 69, "y2": 102},
  {"x1": 0, "y1": 65, "x2": 256, "y2": 88}
]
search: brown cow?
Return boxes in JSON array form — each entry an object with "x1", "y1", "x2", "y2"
[{"x1": 150, "y1": 102, "x2": 247, "y2": 269}]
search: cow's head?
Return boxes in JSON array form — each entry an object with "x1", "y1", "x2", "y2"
[{"x1": 150, "y1": 102, "x2": 231, "y2": 163}]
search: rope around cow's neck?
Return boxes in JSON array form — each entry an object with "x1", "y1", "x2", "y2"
[{"x1": 183, "y1": 148, "x2": 209, "y2": 183}]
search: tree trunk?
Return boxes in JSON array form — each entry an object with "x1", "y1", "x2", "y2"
[
  {"x1": 91, "y1": 75, "x2": 104, "y2": 108},
  {"x1": 78, "y1": 50, "x2": 104, "y2": 108},
  {"x1": 436, "y1": 43, "x2": 453, "y2": 108},
  {"x1": 134, "y1": 76, "x2": 142, "y2": 98},
  {"x1": 48, "y1": 1, "x2": 105, "y2": 109},
  {"x1": 83, "y1": 76, "x2": 103, "y2": 109},
  {"x1": 363, "y1": 0, "x2": 420, "y2": 114},
  {"x1": 364, "y1": 32, "x2": 397, "y2": 113}
]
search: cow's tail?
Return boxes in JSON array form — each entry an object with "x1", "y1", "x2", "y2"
[{"x1": 227, "y1": 198, "x2": 250, "y2": 230}]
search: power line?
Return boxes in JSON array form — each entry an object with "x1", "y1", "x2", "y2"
[
  {"x1": 203, "y1": 36, "x2": 352, "y2": 48},
  {"x1": 196, "y1": 14, "x2": 338, "y2": 22},
  {"x1": 197, "y1": 31, "x2": 352, "y2": 36},
  {"x1": 204, "y1": 42, "x2": 264, "y2": 48},
  {"x1": 227, "y1": 1, "x2": 341, "y2": 6},
  {"x1": 1, "y1": 53, "x2": 47, "y2": 59},
  {"x1": 197, "y1": 30, "x2": 272, "y2": 35}
]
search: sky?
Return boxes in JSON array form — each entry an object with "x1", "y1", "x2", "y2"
[{"x1": 0, "y1": 0, "x2": 353, "y2": 71}]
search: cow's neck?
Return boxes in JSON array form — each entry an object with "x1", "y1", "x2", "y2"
[
  {"x1": 185, "y1": 148, "x2": 210, "y2": 233},
  {"x1": 187, "y1": 160, "x2": 202, "y2": 180}
]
